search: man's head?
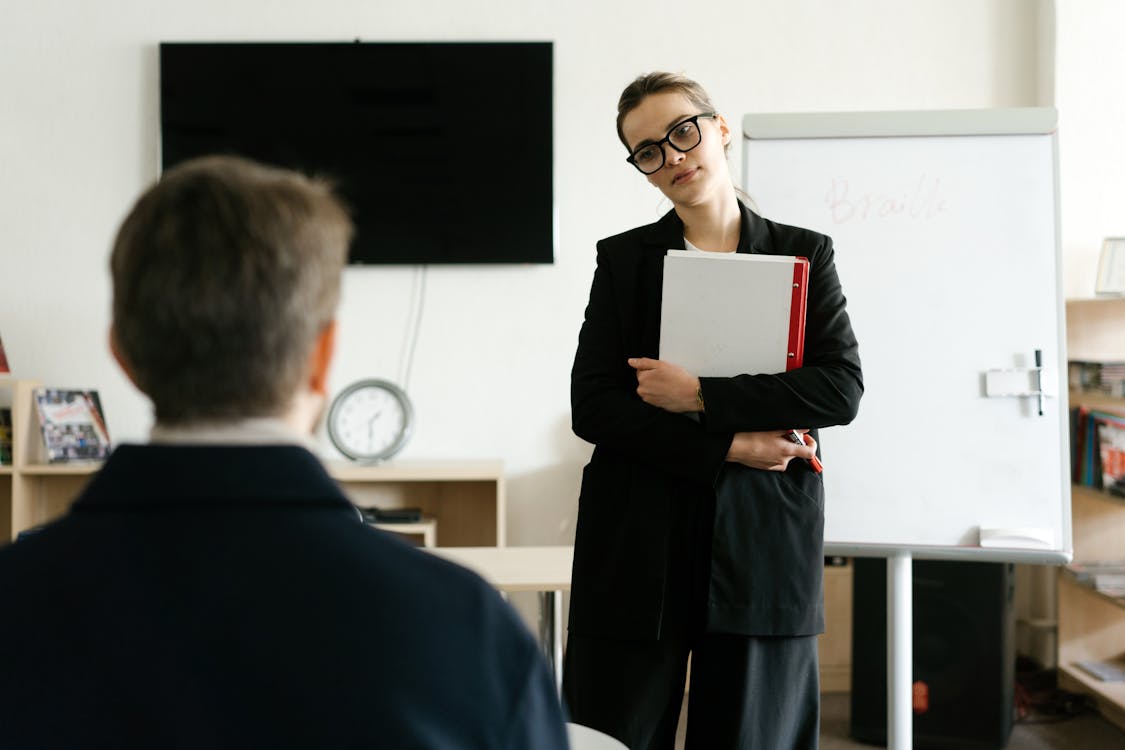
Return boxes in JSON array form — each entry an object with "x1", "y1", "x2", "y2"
[{"x1": 110, "y1": 155, "x2": 352, "y2": 426}]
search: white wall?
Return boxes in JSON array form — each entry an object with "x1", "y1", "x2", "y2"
[
  {"x1": 1056, "y1": 0, "x2": 1125, "y2": 299},
  {"x1": 1, "y1": 0, "x2": 1046, "y2": 578}
]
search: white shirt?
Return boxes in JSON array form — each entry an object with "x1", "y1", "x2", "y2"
[
  {"x1": 683, "y1": 236, "x2": 736, "y2": 254},
  {"x1": 149, "y1": 417, "x2": 317, "y2": 452}
]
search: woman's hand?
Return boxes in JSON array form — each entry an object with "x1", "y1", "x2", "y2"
[
  {"x1": 726, "y1": 430, "x2": 817, "y2": 471},
  {"x1": 628, "y1": 357, "x2": 700, "y2": 413}
]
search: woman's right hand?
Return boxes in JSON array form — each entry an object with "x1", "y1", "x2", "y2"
[{"x1": 726, "y1": 430, "x2": 817, "y2": 471}]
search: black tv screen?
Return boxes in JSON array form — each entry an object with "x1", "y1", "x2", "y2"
[{"x1": 160, "y1": 42, "x2": 554, "y2": 264}]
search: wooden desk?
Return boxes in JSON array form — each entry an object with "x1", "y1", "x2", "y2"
[
  {"x1": 429, "y1": 546, "x2": 573, "y2": 692},
  {"x1": 370, "y1": 518, "x2": 437, "y2": 548}
]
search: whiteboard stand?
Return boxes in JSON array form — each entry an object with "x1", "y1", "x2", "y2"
[
  {"x1": 888, "y1": 552, "x2": 912, "y2": 750},
  {"x1": 742, "y1": 108, "x2": 1073, "y2": 748}
]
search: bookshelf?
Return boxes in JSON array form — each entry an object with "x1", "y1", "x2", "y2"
[
  {"x1": 819, "y1": 561, "x2": 853, "y2": 692},
  {"x1": 1057, "y1": 298, "x2": 1125, "y2": 731},
  {"x1": 1059, "y1": 561, "x2": 1125, "y2": 613},
  {"x1": 326, "y1": 460, "x2": 506, "y2": 547},
  {"x1": 1, "y1": 378, "x2": 506, "y2": 547},
  {"x1": 0, "y1": 378, "x2": 101, "y2": 541}
]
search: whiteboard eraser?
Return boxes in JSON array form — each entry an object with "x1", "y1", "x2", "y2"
[{"x1": 978, "y1": 527, "x2": 1055, "y2": 550}]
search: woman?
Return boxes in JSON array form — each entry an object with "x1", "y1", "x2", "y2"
[{"x1": 564, "y1": 72, "x2": 863, "y2": 750}]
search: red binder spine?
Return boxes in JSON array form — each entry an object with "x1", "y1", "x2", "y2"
[{"x1": 787, "y1": 258, "x2": 810, "y2": 371}]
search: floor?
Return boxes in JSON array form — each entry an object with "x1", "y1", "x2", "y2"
[
  {"x1": 673, "y1": 691, "x2": 1125, "y2": 749},
  {"x1": 818, "y1": 692, "x2": 1125, "y2": 750}
]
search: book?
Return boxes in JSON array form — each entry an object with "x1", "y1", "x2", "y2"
[
  {"x1": 659, "y1": 250, "x2": 810, "y2": 377},
  {"x1": 0, "y1": 331, "x2": 9, "y2": 374},
  {"x1": 1066, "y1": 561, "x2": 1125, "y2": 581},
  {"x1": 34, "y1": 388, "x2": 111, "y2": 463},
  {"x1": 0, "y1": 408, "x2": 11, "y2": 465},
  {"x1": 1071, "y1": 360, "x2": 1125, "y2": 398},
  {"x1": 1097, "y1": 417, "x2": 1125, "y2": 491},
  {"x1": 1069, "y1": 405, "x2": 1125, "y2": 491},
  {"x1": 1066, "y1": 562, "x2": 1125, "y2": 597},
  {"x1": 1075, "y1": 659, "x2": 1125, "y2": 682},
  {"x1": 360, "y1": 507, "x2": 423, "y2": 524},
  {"x1": 1070, "y1": 405, "x2": 1085, "y2": 484}
]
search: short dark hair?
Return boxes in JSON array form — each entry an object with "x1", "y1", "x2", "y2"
[{"x1": 110, "y1": 155, "x2": 352, "y2": 425}]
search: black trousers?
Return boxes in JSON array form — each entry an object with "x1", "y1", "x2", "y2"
[
  {"x1": 564, "y1": 479, "x2": 820, "y2": 749},
  {"x1": 563, "y1": 631, "x2": 819, "y2": 750}
]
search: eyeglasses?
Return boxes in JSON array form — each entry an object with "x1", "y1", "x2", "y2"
[{"x1": 625, "y1": 113, "x2": 717, "y2": 175}]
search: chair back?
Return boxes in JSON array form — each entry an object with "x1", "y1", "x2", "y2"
[{"x1": 566, "y1": 722, "x2": 628, "y2": 750}]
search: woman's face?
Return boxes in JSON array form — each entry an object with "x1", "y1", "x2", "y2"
[{"x1": 620, "y1": 91, "x2": 732, "y2": 208}]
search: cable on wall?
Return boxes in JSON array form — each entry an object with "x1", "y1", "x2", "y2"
[{"x1": 398, "y1": 265, "x2": 428, "y2": 391}]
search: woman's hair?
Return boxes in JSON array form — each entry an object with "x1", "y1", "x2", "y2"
[
  {"x1": 615, "y1": 72, "x2": 718, "y2": 151},
  {"x1": 616, "y1": 71, "x2": 752, "y2": 206}
]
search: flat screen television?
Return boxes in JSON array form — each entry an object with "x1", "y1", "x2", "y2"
[{"x1": 160, "y1": 41, "x2": 554, "y2": 265}]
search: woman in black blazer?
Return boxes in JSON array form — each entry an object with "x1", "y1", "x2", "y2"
[{"x1": 563, "y1": 73, "x2": 863, "y2": 750}]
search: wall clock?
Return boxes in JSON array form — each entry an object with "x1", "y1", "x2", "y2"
[{"x1": 326, "y1": 379, "x2": 413, "y2": 463}]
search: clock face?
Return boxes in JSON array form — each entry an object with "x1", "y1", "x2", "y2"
[{"x1": 326, "y1": 380, "x2": 413, "y2": 462}]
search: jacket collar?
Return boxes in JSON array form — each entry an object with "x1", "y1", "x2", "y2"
[
  {"x1": 638, "y1": 199, "x2": 774, "y2": 255},
  {"x1": 71, "y1": 443, "x2": 353, "y2": 511}
]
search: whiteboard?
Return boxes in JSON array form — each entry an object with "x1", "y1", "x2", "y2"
[{"x1": 742, "y1": 109, "x2": 1071, "y2": 563}]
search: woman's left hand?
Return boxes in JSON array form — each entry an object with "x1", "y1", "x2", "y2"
[{"x1": 628, "y1": 357, "x2": 701, "y2": 413}]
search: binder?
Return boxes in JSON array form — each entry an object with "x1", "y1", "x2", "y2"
[{"x1": 659, "y1": 250, "x2": 809, "y2": 377}]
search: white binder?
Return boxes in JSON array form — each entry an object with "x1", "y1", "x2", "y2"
[{"x1": 659, "y1": 250, "x2": 809, "y2": 377}]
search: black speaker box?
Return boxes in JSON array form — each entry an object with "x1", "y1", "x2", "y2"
[{"x1": 849, "y1": 559, "x2": 1015, "y2": 749}]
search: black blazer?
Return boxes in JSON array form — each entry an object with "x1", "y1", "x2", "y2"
[
  {"x1": 569, "y1": 201, "x2": 862, "y2": 640},
  {"x1": 0, "y1": 444, "x2": 568, "y2": 750}
]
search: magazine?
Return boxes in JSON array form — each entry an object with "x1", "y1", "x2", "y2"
[
  {"x1": 1076, "y1": 659, "x2": 1125, "y2": 682},
  {"x1": 34, "y1": 388, "x2": 110, "y2": 462},
  {"x1": 1098, "y1": 418, "x2": 1125, "y2": 491},
  {"x1": 1068, "y1": 561, "x2": 1125, "y2": 597},
  {"x1": 1070, "y1": 360, "x2": 1125, "y2": 399}
]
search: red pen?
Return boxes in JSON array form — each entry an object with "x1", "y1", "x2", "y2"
[{"x1": 787, "y1": 430, "x2": 823, "y2": 474}]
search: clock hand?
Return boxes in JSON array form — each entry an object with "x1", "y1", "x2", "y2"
[{"x1": 367, "y1": 410, "x2": 383, "y2": 442}]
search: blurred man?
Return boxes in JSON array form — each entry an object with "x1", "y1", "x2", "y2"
[{"x1": 0, "y1": 156, "x2": 568, "y2": 749}]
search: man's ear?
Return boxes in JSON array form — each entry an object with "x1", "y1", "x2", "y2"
[
  {"x1": 109, "y1": 324, "x2": 142, "y2": 391},
  {"x1": 307, "y1": 320, "x2": 337, "y2": 396}
]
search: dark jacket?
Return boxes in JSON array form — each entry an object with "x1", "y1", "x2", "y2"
[
  {"x1": 0, "y1": 444, "x2": 568, "y2": 750},
  {"x1": 569, "y1": 201, "x2": 862, "y2": 640}
]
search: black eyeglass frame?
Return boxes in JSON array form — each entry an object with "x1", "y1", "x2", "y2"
[{"x1": 625, "y1": 113, "x2": 717, "y2": 175}]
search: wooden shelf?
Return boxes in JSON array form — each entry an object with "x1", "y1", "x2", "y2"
[
  {"x1": 368, "y1": 519, "x2": 436, "y2": 534},
  {"x1": 1059, "y1": 662, "x2": 1125, "y2": 732},
  {"x1": 369, "y1": 518, "x2": 438, "y2": 548},
  {"x1": 0, "y1": 383, "x2": 104, "y2": 541},
  {"x1": 1070, "y1": 390, "x2": 1125, "y2": 413},
  {"x1": 18, "y1": 463, "x2": 102, "y2": 477},
  {"x1": 819, "y1": 562, "x2": 853, "y2": 693},
  {"x1": 1073, "y1": 482, "x2": 1125, "y2": 509},
  {"x1": 0, "y1": 379, "x2": 505, "y2": 547},
  {"x1": 1060, "y1": 565, "x2": 1125, "y2": 612},
  {"x1": 332, "y1": 460, "x2": 506, "y2": 547},
  {"x1": 1060, "y1": 299, "x2": 1125, "y2": 729},
  {"x1": 327, "y1": 459, "x2": 503, "y2": 483},
  {"x1": 1067, "y1": 298, "x2": 1125, "y2": 363},
  {"x1": 1071, "y1": 484, "x2": 1125, "y2": 561}
]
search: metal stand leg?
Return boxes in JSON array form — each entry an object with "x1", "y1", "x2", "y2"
[
  {"x1": 888, "y1": 552, "x2": 913, "y2": 750},
  {"x1": 538, "y1": 589, "x2": 563, "y2": 695}
]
